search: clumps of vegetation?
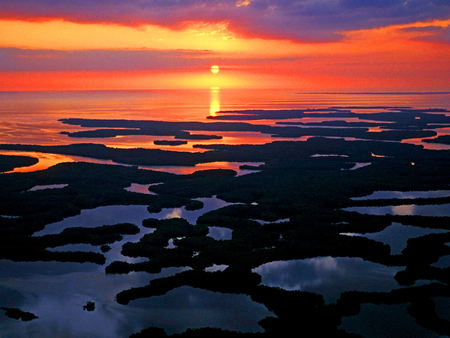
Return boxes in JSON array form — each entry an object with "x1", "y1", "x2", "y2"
[
  {"x1": 83, "y1": 301, "x2": 95, "y2": 311},
  {"x1": 101, "y1": 244, "x2": 111, "y2": 253},
  {"x1": 154, "y1": 140, "x2": 188, "y2": 146},
  {"x1": 423, "y1": 135, "x2": 450, "y2": 145},
  {"x1": 130, "y1": 327, "x2": 265, "y2": 337},
  {"x1": 3, "y1": 119, "x2": 450, "y2": 337},
  {"x1": 118, "y1": 218, "x2": 208, "y2": 260},
  {"x1": 1, "y1": 307, "x2": 38, "y2": 321},
  {"x1": 0, "y1": 154, "x2": 38, "y2": 173}
]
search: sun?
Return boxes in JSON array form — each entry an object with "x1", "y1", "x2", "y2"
[{"x1": 210, "y1": 65, "x2": 220, "y2": 74}]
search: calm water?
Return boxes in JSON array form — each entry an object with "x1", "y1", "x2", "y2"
[
  {"x1": 1, "y1": 197, "x2": 275, "y2": 337},
  {"x1": 1, "y1": 90, "x2": 450, "y2": 336},
  {"x1": 344, "y1": 204, "x2": 450, "y2": 217},
  {"x1": 252, "y1": 257, "x2": 403, "y2": 303},
  {"x1": 0, "y1": 90, "x2": 449, "y2": 149},
  {"x1": 341, "y1": 222, "x2": 449, "y2": 255},
  {"x1": 1, "y1": 90, "x2": 450, "y2": 169},
  {"x1": 340, "y1": 303, "x2": 444, "y2": 338},
  {"x1": 352, "y1": 190, "x2": 450, "y2": 200}
]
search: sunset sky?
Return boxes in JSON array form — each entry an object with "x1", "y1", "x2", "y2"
[{"x1": 0, "y1": 0, "x2": 449, "y2": 91}]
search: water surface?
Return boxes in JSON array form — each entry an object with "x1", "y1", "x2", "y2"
[
  {"x1": 252, "y1": 257, "x2": 403, "y2": 302},
  {"x1": 344, "y1": 204, "x2": 450, "y2": 216}
]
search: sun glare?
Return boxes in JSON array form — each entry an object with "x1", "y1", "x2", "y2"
[{"x1": 211, "y1": 65, "x2": 220, "y2": 74}]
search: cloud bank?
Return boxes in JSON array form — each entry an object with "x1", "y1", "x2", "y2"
[{"x1": 1, "y1": 0, "x2": 449, "y2": 42}]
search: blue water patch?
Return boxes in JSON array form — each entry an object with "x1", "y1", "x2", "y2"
[
  {"x1": 252, "y1": 257, "x2": 403, "y2": 302},
  {"x1": 343, "y1": 204, "x2": 450, "y2": 217},
  {"x1": 341, "y1": 222, "x2": 449, "y2": 255},
  {"x1": 352, "y1": 190, "x2": 450, "y2": 200}
]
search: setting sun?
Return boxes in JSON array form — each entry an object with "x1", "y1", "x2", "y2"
[{"x1": 211, "y1": 65, "x2": 220, "y2": 74}]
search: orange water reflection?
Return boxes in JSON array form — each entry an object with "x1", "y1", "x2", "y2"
[
  {"x1": 402, "y1": 127, "x2": 450, "y2": 150},
  {"x1": 139, "y1": 161, "x2": 264, "y2": 176},
  {"x1": 0, "y1": 151, "x2": 119, "y2": 173},
  {"x1": 0, "y1": 150, "x2": 264, "y2": 176},
  {"x1": 0, "y1": 91, "x2": 449, "y2": 158},
  {"x1": 210, "y1": 87, "x2": 220, "y2": 117}
]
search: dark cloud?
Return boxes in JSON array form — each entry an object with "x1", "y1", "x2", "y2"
[
  {"x1": 402, "y1": 25, "x2": 450, "y2": 43},
  {"x1": 0, "y1": 0, "x2": 449, "y2": 42}
]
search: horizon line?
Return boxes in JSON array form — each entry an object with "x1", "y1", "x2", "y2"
[{"x1": 296, "y1": 92, "x2": 450, "y2": 95}]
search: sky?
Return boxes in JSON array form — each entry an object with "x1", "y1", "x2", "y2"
[{"x1": 0, "y1": 0, "x2": 449, "y2": 91}]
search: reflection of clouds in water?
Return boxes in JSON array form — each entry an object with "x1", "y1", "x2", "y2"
[
  {"x1": 130, "y1": 286, "x2": 270, "y2": 334},
  {"x1": 251, "y1": 218, "x2": 290, "y2": 225},
  {"x1": 149, "y1": 196, "x2": 235, "y2": 225},
  {"x1": 207, "y1": 227, "x2": 233, "y2": 240},
  {"x1": 348, "y1": 162, "x2": 371, "y2": 170},
  {"x1": 34, "y1": 205, "x2": 151, "y2": 236},
  {"x1": 205, "y1": 264, "x2": 228, "y2": 272},
  {"x1": 253, "y1": 257, "x2": 402, "y2": 302},
  {"x1": 166, "y1": 238, "x2": 176, "y2": 249},
  {"x1": 165, "y1": 237, "x2": 185, "y2": 249},
  {"x1": 2, "y1": 196, "x2": 257, "y2": 335},
  {"x1": 340, "y1": 232, "x2": 362, "y2": 237},
  {"x1": 124, "y1": 183, "x2": 157, "y2": 195},
  {"x1": 307, "y1": 257, "x2": 339, "y2": 272},
  {"x1": 0, "y1": 266, "x2": 201, "y2": 337},
  {"x1": 165, "y1": 208, "x2": 183, "y2": 219},
  {"x1": 362, "y1": 222, "x2": 449, "y2": 255},
  {"x1": 339, "y1": 302, "x2": 446, "y2": 338},
  {"x1": 49, "y1": 243, "x2": 100, "y2": 253},
  {"x1": 392, "y1": 204, "x2": 415, "y2": 215},
  {"x1": 0, "y1": 285, "x2": 26, "y2": 308},
  {"x1": 28, "y1": 184, "x2": 68, "y2": 192},
  {"x1": 432, "y1": 255, "x2": 450, "y2": 269},
  {"x1": 343, "y1": 204, "x2": 450, "y2": 217}
]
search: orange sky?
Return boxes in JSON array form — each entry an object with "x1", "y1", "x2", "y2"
[{"x1": 0, "y1": 16, "x2": 449, "y2": 91}]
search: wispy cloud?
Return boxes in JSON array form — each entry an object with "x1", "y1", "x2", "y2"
[{"x1": 0, "y1": 0, "x2": 449, "y2": 42}]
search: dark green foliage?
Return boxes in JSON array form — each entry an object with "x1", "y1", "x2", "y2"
[
  {"x1": 0, "y1": 154, "x2": 38, "y2": 173},
  {"x1": 130, "y1": 326, "x2": 168, "y2": 338},
  {"x1": 2, "y1": 110, "x2": 450, "y2": 337},
  {"x1": 101, "y1": 244, "x2": 111, "y2": 253},
  {"x1": 36, "y1": 223, "x2": 140, "y2": 247},
  {"x1": 0, "y1": 223, "x2": 138, "y2": 265},
  {"x1": 115, "y1": 218, "x2": 209, "y2": 269},
  {"x1": 184, "y1": 200, "x2": 204, "y2": 211},
  {"x1": 116, "y1": 269, "x2": 262, "y2": 305},
  {"x1": 0, "y1": 247, "x2": 106, "y2": 265},
  {"x1": 408, "y1": 298, "x2": 450, "y2": 336},
  {"x1": 1, "y1": 307, "x2": 38, "y2": 321},
  {"x1": 423, "y1": 135, "x2": 450, "y2": 145},
  {"x1": 83, "y1": 301, "x2": 95, "y2": 311},
  {"x1": 57, "y1": 114, "x2": 443, "y2": 142},
  {"x1": 154, "y1": 140, "x2": 188, "y2": 146}
]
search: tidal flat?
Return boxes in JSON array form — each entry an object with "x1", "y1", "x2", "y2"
[{"x1": 1, "y1": 91, "x2": 450, "y2": 337}]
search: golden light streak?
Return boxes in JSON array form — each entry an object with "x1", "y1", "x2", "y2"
[{"x1": 210, "y1": 87, "x2": 220, "y2": 117}]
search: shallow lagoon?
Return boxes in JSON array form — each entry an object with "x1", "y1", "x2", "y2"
[
  {"x1": 344, "y1": 204, "x2": 450, "y2": 216},
  {"x1": 340, "y1": 303, "x2": 443, "y2": 338},
  {"x1": 352, "y1": 190, "x2": 450, "y2": 200},
  {"x1": 0, "y1": 261, "x2": 270, "y2": 337},
  {"x1": 252, "y1": 257, "x2": 403, "y2": 303},
  {"x1": 341, "y1": 222, "x2": 449, "y2": 255},
  {"x1": 1, "y1": 196, "x2": 271, "y2": 337},
  {"x1": 1, "y1": 91, "x2": 450, "y2": 336}
]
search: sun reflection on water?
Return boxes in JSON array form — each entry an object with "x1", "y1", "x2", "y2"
[{"x1": 210, "y1": 87, "x2": 220, "y2": 117}]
